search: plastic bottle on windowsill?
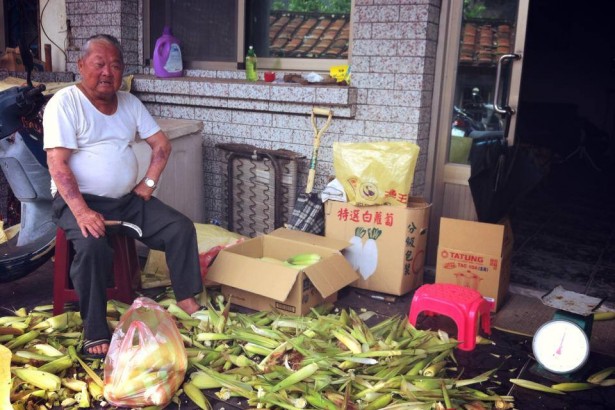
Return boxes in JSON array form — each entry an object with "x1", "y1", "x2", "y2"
[{"x1": 245, "y1": 46, "x2": 258, "y2": 82}]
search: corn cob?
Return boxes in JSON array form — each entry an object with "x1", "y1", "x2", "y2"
[
  {"x1": 305, "y1": 389, "x2": 337, "y2": 410},
  {"x1": 0, "y1": 335, "x2": 14, "y2": 343},
  {"x1": 75, "y1": 384, "x2": 91, "y2": 408},
  {"x1": 31, "y1": 343, "x2": 64, "y2": 357},
  {"x1": 37, "y1": 355, "x2": 73, "y2": 374},
  {"x1": 422, "y1": 360, "x2": 447, "y2": 377},
  {"x1": 5, "y1": 330, "x2": 40, "y2": 350},
  {"x1": 190, "y1": 371, "x2": 224, "y2": 389},
  {"x1": 183, "y1": 382, "x2": 211, "y2": 409},
  {"x1": 88, "y1": 379, "x2": 104, "y2": 401},
  {"x1": 285, "y1": 253, "x2": 321, "y2": 266},
  {"x1": 12, "y1": 350, "x2": 57, "y2": 364},
  {"x1": 587, "y1": 366, "x2": 615, "y2": 384},
  {"x1": 331, "y1": 328, "x2": 362, "y2": 354},
  {"x1": 270, "y1": 362, "x2": 319, "y2": 392},
  {"x1": 509, "y1": 378, "x2": 565, "y2": 394},
  {"x1": 551, "y1": 382, "x2": 595, "y2": 392},
  {"x1": 0, "y1": 345, "x2": 13, "y2": 410},
  {"x1": 74, "y1": 355, "x2": 104, "y2": 388},
  {"x1": 362, "y1": 392, "x2": 393, "y2": 410},
  {"x1": 0, "y1": 316, "x2": 27, "y2": 326},
  {"x1": 61, "y1": 377, "x2": 88, "y2": 392},
  {"x1": 11, "y1": 367, "x2": 62, "y2": 391},
  {"x1": 0, "y1": 327, "x2": 23, "y2": 336},
  {"x1": 60, "y1": 397, "x2": 77, "y2": 407},
  {"x1": 594, "y1": 311, "x2": 615, "y2": 321},
  {"x1": 243, "y1": 342, "x2": 274, "y2": 357}
]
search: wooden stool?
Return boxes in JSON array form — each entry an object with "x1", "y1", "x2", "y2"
[
  {"x1": 52, "y1": 227, "x2": 141, "y2": 315},
  {"x1": 408, "y1": 283, "x2": 493, "y2": 351}
]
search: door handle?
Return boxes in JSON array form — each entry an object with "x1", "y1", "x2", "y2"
[{"x1": 493, "y1": 53, "x2": 521, "y2": 115}]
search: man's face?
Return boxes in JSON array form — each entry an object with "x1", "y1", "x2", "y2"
[{"x1": 77, "y1": 41, "x2": 124, "y2": 100}]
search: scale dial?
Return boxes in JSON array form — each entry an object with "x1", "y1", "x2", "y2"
[{"x1": 532, "y1": 319, "x2": 590, "y2": 374}]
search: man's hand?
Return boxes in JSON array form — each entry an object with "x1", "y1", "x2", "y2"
[
  {"x1": 47, "y1": 147, "x2": 106, "y2": 238},
  {"x1": 133, "y1": 180, "x2": 155, "y2": 201},
  {"x1": 73, "y1": 206, "x2": 106, "y2": 238}
]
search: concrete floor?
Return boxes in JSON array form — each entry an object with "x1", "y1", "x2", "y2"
[{"x1": 2, "y1": 257, "x2": 615, "y2": 409}]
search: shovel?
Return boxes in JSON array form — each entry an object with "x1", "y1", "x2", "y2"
[{"x1": 287, "y1": 107, "x2": 333, "y2": 235}]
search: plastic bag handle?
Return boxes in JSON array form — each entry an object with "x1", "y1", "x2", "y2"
[{"x1": 118, "y1": 320, "x2": 155, "y2": 353}]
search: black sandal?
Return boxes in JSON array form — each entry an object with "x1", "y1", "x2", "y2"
[{"x1": 82, "y1": 339, "x2": 110, "y2": 359}]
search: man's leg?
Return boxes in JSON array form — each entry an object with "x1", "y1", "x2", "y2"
[
  {"x1": 124, "y1": 195, "x2": 203, "y2": 312},
  {"x1": 53, "y1": 194, "x2": 121, "y2": 356},
  {"x1": 69, "y1": 234, "x2": 114, "y2": 352}
]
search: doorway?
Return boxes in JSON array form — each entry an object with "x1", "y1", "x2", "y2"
[
  {"x1": 508, "y1": 0, "x2": 615, "y2": 301},
  {"x1": 429, "y1": 0, "x2": 615, "y2": 304}
]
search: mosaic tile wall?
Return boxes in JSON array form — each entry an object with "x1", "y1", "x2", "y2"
[{"x1": 60, "y1": 0, "x2": 441, "y2": 227}]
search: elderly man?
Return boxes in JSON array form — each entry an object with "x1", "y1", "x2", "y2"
[{"x1": 44, "y1": 34, "x2": 202, "y2": 358}]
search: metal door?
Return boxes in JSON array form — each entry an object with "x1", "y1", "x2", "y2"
[{"x1": 426, "y1": 0, "x2": 529, "y2": 263}]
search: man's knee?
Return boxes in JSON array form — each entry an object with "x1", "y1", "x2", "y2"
[
  {"x1": 73, "y1": 236, "x2": 114, "y2": 260},
  {"x1": 169, "y1": 214, "x2": 196, "y2": 238}
]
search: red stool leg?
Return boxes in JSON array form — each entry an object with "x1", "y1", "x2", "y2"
[
  {"x1": 106, "y1": 235, "x2": 140, "y2": 304},
  {"x1": 52, "y1": 228, "x2": 75, "y2": 316},
  {"x1": 53, "y1": 230, "x2": 140, "y2": 314}
]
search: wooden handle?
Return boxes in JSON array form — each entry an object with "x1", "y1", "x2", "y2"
[
  {"x1": 306, "y1": 169, "x2": 316, "y2": 194},
  {"x1": 312, "y1": 107, "x2": 333, "y2": 116}
]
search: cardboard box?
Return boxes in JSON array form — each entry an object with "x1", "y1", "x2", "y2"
[
  {"x1": 324, "y1": 198, "x2": 431, "y2": 296},
  {"x1": 206, "y1": 228, "x2": 359, "y2": 315},
  {"x1": 435, "y1": 217, "x2": 514, "y2": 311}
]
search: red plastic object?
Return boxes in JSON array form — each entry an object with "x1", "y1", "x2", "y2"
[
  {"x1": 408, "y1": 283, "x2": 493, "y2": 351},
  {"x1": 52, "y1": 228, "x2": 141, "y2": 315}
]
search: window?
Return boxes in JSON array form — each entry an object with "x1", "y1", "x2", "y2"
[
  {"x1": 1, "y1": 0, "x2": 40, "y2": 59},
  {"x1": 145, "y1": 0, "x2": 350, "y2": 72}
]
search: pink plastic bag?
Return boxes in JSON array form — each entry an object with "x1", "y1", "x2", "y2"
[{"x1": 103, "y1": 297, "x2": 187, "y2": 407}]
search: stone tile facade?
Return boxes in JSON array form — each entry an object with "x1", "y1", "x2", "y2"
[{"x1": 61, "y1": 0, "x2": 441, "y2": 228}]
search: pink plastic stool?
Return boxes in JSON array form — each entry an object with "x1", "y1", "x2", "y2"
[{"x1": 408, "y1": 283, "x2": 493, "y2": 351}]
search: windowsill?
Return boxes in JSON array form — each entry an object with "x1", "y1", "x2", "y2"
[{"x1": 131, "y1": 74, "x2": 356, "y2": 118}]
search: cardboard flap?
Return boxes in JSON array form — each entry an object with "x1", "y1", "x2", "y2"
[
  {"x1": 439, "y1": 217, "x2": 505, "y2": 256},
  {"x1": 304, "y1": 253, "x2": 360, "y2": 298},
  {"x1": 206, "y1": 251, "x2": 298, "y2": 302},
  {"x1": 269, "y1": 228, "x2": 351, "y2": 251}
]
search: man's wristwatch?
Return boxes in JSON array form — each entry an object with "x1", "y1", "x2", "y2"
[{"x1": 143, "y1": 177, "x2": 157, "y2": 189}]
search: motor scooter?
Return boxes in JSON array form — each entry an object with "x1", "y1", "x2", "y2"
[{"x1": 0, "y1": 76, "x2": 56, "y2": 282}]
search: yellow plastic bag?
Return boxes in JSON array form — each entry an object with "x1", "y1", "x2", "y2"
[
  {"x1": 333, "y1": 141, "x2": 420, "y2": 206},
  {"x1": 141, "y1": 223, "x2": 245, "y2": 288},
  {"x1": 103, "y1": 297, "x2": 187, "y2": 408}
]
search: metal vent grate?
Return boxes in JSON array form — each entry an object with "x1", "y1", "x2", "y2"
[{"x1": 217, "y1": 143, "x2": 303, "y2": 238}]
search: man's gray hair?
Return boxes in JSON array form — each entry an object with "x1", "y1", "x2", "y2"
[{"x1": 81, "y1": 34, "x2": 124, "y2": 63}]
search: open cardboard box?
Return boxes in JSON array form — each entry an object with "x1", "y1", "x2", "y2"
[
  {"x1": 435, "y1": 217, "x2": 514, "y2": 311},
  {"x1": 206, "y1": 228, "x2": 359, "y2": 315},
  {"x1": 324, "y1": 198, "x2": 431, "y2": 296}
]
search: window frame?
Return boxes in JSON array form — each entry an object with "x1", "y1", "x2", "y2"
[{"x1": 143, "y1": 0, "x2": 349, "y2": 73}]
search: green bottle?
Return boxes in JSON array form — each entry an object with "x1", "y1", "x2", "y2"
[{"x1": 246, "y1": 46, "x2": 258, "y2": 82}]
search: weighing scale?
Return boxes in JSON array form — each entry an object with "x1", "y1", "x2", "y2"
[{"x1": 531, "y1": 286, "x2": 605, "y2": 382}]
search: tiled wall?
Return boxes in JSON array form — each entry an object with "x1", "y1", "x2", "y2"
[{"x1": 63, "y1": 0, "x2": 441, "y2": 226}]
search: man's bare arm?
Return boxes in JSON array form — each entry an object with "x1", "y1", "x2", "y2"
[
  {"x1": 46, "y1": 147, "x2": 106, "y2": 238},
  {"x1": 132, "y1": 130, "x2": 172, "y2": 200}
]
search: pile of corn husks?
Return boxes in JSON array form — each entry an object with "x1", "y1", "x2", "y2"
[{"x1": 1, "y1": 289, "x2": 516, "y2": 410}]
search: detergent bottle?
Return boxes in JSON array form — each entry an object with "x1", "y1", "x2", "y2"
[{"x1": 153, "y1": 26, "x2": 183, "y2": 78}]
